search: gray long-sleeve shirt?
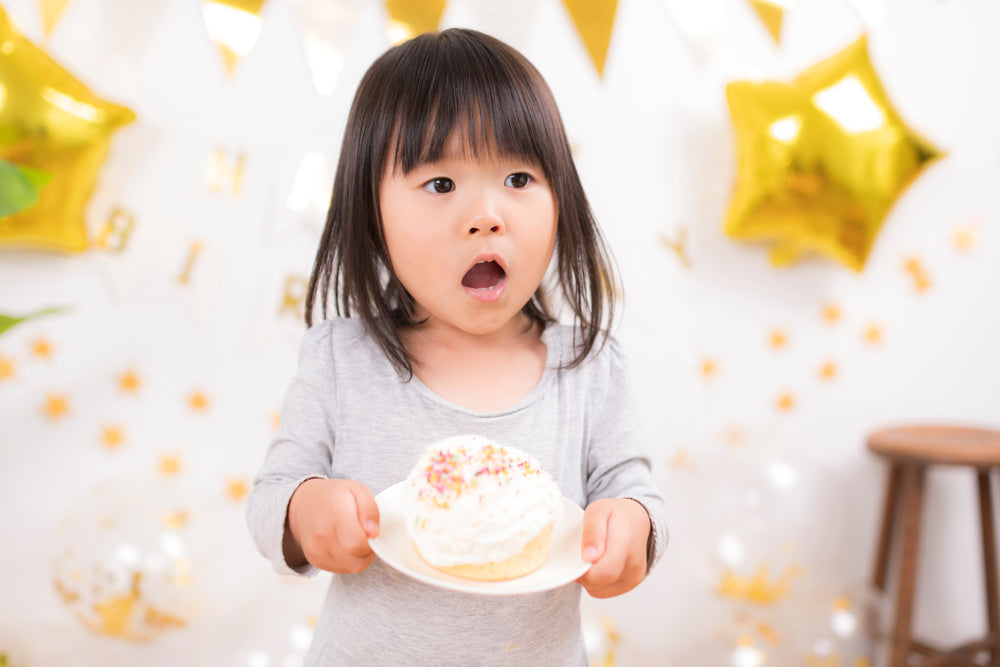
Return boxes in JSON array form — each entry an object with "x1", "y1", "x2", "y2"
[{"x1": 246, "y1": 317, "x2": 667, "y2": 666}]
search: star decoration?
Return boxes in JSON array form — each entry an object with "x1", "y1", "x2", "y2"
[
  {"x1": 768, "y1": 329, "x2": 789, "y2": 349},
  {"x1": 720, "y1": 426, "x2": 747, "y2": 447},
  {"x1": 902, "y1": 256, "x2": 932, "y2": 292},
  {"x1": 952, "y1": 223, "x2": 977, "y2": 252},
  {"x1": 31, "y1": 337, "x2": 54, "y2": 359},
  {"x1": 776, "y1": 392, "x2": 795, "y2": 412},
  {"x1": 0, "y1": 355, "x2": 14, "y2": 380},
  {"x1": 659, "y1": 228, "x2": 692, "y2": 268},
  {"x1": 699, "y1": 358, "x2": 719, "y2": 379},
  {"x1": 187, "y1": 389, "x2": 210, "y2": 413},
  {"x1": 724, "y1": 36, "x2": 940, "y2": 270},
  {"x1": 0, "y1": 7, "x2": 135, "y2": 251},
  {"x1": 270, "y1": 410, "x2": 281, "y2": 431},
  {"x1": 819, "y1": 361, "x2": 839, "y2": 381},
  {"x1": 43, "y1": 392, "x2": 69, "y2": 420},
  {"x1": 225, "y1": 477, "x2": 249, "y2": 502},
  {"x1": 667, "y1": 448, "x2": 689, "y2": 469},
  {"x1": 157, "y1": 454, "x2": 183, "y2": 477},
  {"x1": 821, "y1": 302, "x2": 842, "y2": 325},
  {"x1": 862, "y1": 323, "x2": 884, "y2": 345},
  {"x1": 161, "y1": 509, "x2": 190, "y2": 529},
  {"x1": 100, "y1": 424, "x2": 125, "y2": 450},
  {"x1": 117, "y1": 369, "x2": 142, "y2": 395}
]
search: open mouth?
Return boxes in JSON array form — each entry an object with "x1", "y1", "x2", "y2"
[{"x1": 461, "y1": 260, "x2": 506, "y2": 290}]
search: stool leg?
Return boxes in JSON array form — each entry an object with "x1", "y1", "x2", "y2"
[
  {"x1": 978, "y1": 470, "x2": 999, "y2": 664},
  {"x1": 891, "y1": 463, "x2": 926, "y2": 667},
  {"x1": 873, "y1": 463, "x2": 903, "y2": 591}
]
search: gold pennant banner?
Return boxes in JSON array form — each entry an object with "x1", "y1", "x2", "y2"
[
  {"x1": 201, "y1": 0, "x2": 268, "y2": 76},
  {"x1": 384, "y1": 0, "x2": 447, "y2": 45},
  {"x1": 38, "y1": 0, "x2": 73, "y2": 38},
  {"x1": 560, "y1": 0, "x2": 618, "y2": 76},
  {"x1": 748, "y1": 0, "x2": 786, "y2": 45}
]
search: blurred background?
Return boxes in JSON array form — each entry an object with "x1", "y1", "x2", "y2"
[{"x1": 1, "y1": 0, "x2": 998, "y2": 664}]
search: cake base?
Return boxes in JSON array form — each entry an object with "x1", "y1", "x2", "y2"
[{"x1": 415, "y1": 525, "x2": 554, "y2": 581}]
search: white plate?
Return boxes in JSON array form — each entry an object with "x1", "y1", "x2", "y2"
[{"x1": 369, "y1": 481, "x2": 591, "y2": 595}]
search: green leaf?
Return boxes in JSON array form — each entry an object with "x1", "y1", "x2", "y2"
[
  {"x1": 0, "y1": 307, "x2": 69, "y2": 337},
  {"x1": 0, "y1": 159, "x2": 52, "y2": 218}
]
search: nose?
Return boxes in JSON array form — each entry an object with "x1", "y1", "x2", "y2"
[{"x1": 464, "y1": 193, "x2": 505, "y2": 237}]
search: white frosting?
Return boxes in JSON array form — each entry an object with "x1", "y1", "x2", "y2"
[{"x1": 403, "y1": 435, "x2": 564, "y2": 567}]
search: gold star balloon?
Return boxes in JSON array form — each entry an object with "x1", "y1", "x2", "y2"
[
  {"x1": 0, "y1": 6, "x2": 135, "y2": 252},
  {"x1": 724, "y1": 36, "x2": 940, "y2": 271}
]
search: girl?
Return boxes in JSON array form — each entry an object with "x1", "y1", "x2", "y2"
[{"x1": 247, "y1": 28, "x2": 667, "y2": 666}]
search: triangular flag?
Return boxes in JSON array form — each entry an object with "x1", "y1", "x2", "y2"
[
  {"x1": 384, "y1": 0, "x2": 447, "y2": 45},
  {"x1": 288, "y1": 0, "x2": 362, "y2": 95},
  {"x1": 560, "y1": 0, "x2": 618, "y2": 76},
  {"x1": 38, "y1": 0, "x2": 73, "y2": 38},
  {"x1": 748, "y1": 0, "x2": 787, "y2": 45},
  {"x1": 660, "y1": 0, "x2": 728, "y2": 69},
  {"x1": 201, "y1": 0, "x2": 268, "y2": 77}
]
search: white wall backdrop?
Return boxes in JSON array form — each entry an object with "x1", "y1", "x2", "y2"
[{"x1": 1, "y1": 0, "x2": 998, "y2": 664}]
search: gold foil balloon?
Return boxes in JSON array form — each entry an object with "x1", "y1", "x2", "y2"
[
  {"x1": 53, "y1": 476, "x2": 204, "y2": 641},
  {"x1": 724, "y1": 36, "x2": 940, "y2": 271},
  {"x1": 0, "y1": 6, "x2": 135, "y2": 252}
]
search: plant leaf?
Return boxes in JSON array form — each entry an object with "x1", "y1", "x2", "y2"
[{"x1": 0, "y1": 307, "x2": 69, "y2": 337}]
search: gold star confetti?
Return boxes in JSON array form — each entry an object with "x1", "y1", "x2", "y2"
[
  {"x1": 821, "y1": 302, "x2": 842, "y2": 325},
  {"x1": 658, "y1": 228, "x2": 691, "y2": 268},
  {"x1": 768, "y1": 329, "x2": 788, "y2": 349},
  {"x1": 699, "y1": 358, "x2": 718, "y2": 379},
  {"x1": 43, "y1": 392, "x2": 69, "y2": 420},
  {"x1": 31, "y1": 337, "x2": 53, "y2": 359},
  {"x1": 756, "y1": 621, "x2": 780, "y2": 646},
  {"x1": 187, "y1": 389, "x2": 210, "y2": 413},
  {"x1": 819, "y1": 361, "x2": 838, "y2": 381},
  {"x1": 225, "y1": 477, "x2": 249, "y2": 502},
  {"x1": 952, "y1": 223, "x2": 977, "y2": 252},
  {"x1": 719, "y1": 425, "x2": 747, "y2": 447},
  {"x1": 668, "y1": 448, "x2": 689, "y2": 469},
  {"x1": 161, "y1": 509, "x2": 190, "y2": 529},
  {"x1": 776, "y1": 392, "x2": 795, "y2": 412},
  {"x1": 271, "y1": 409, "x2": 281, "y2": 431},
  {"x1": 117, "y1": 369, "x2": 142, "y2": 395},
  {"x1": 902, "y1": 256, "x2": 932, "y2": 293},
  {"x1": 0, "y1": 355, "x2": 14, "y2": 381},
  {"x1": 100, "y1": 424, "x2": 125, "y2": 450},
  {"x1": 863, "y1": 324, "x2": 884, "y2": 345},
  {"x1": 158, "y1": 454, "x2": 183, "y2": 477}
]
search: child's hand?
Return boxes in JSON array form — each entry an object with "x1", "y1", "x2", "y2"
[
  {"x1": 285, "y1": 478, "x2": 381, "y2": 574},
  {"x1": 576, "y1": 498, "x2": 651, "y2": 598}
]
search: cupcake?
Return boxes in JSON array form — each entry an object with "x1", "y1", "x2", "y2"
[{"x1": 403, "y1": 435, "x2": 564, "y2": 581}]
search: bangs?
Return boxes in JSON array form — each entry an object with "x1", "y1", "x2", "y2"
[{"x1": 383, "y1": 31, "x2": 563, "y2": 174}]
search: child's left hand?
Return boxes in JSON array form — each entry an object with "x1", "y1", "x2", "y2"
[{"x1": 576, "y1": 498, "x2": 651, "y2": 598}]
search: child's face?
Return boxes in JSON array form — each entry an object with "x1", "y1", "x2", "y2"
[{"x1": 380, "y1": 131, "x2": 557, "y2": 338}]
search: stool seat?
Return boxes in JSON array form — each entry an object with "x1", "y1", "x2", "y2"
[
  {"x1": 868, "y1": 424, "x2": 1000, "y2": 667},
  {"x1": 869, "y1": 425, "x2": 1000, "y2": 468}
]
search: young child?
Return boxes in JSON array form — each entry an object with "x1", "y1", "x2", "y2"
[{"x1": 247, "y1": 28, "x2": 666, "y2": 666}]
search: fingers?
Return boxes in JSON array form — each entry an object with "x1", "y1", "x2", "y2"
[
  {"x1": 350, "y1": 483, "x2": 381, "y2": 538},
  {"x1": 576, "y1": 498, "x2": 650, "y2": 599},
  {"x1": 290, "y1": 478, "x2": 379, "y2": 574},
  {"x1": 580, "y1": 500, "x2": 612, "y2": 563}
]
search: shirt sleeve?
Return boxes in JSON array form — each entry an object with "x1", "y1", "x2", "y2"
[
  {"x1": 583, "y1": 336, "x2": 668, "y2": 571},
  {"x1": 245, "y1": 322, "x2": 336, "y2": 577}
]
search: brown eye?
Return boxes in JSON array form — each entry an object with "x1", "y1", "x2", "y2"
[
  {"x1": 422, "y1": 177, "x2": 454, "y2": 193},
  {"x1": 505, "y1": 172, "x2": 531, "y2": 188}
]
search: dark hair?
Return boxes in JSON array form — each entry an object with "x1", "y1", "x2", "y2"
[{"x1": 305, "y1": 28, "x2": 618, "y2": 376}]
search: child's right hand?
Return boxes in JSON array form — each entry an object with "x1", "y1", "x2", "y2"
[{"x1": 285, "y1": 478, "x2": 381, "y2": 574}]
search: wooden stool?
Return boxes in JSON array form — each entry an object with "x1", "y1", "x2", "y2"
[{"x1": 869, "y1": 425, "x2": 1000, "y2": 667}]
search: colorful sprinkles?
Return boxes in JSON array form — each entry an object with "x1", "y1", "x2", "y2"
[{"x1": 416, "y1": 438, "x2": 540, "y2": 508}]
